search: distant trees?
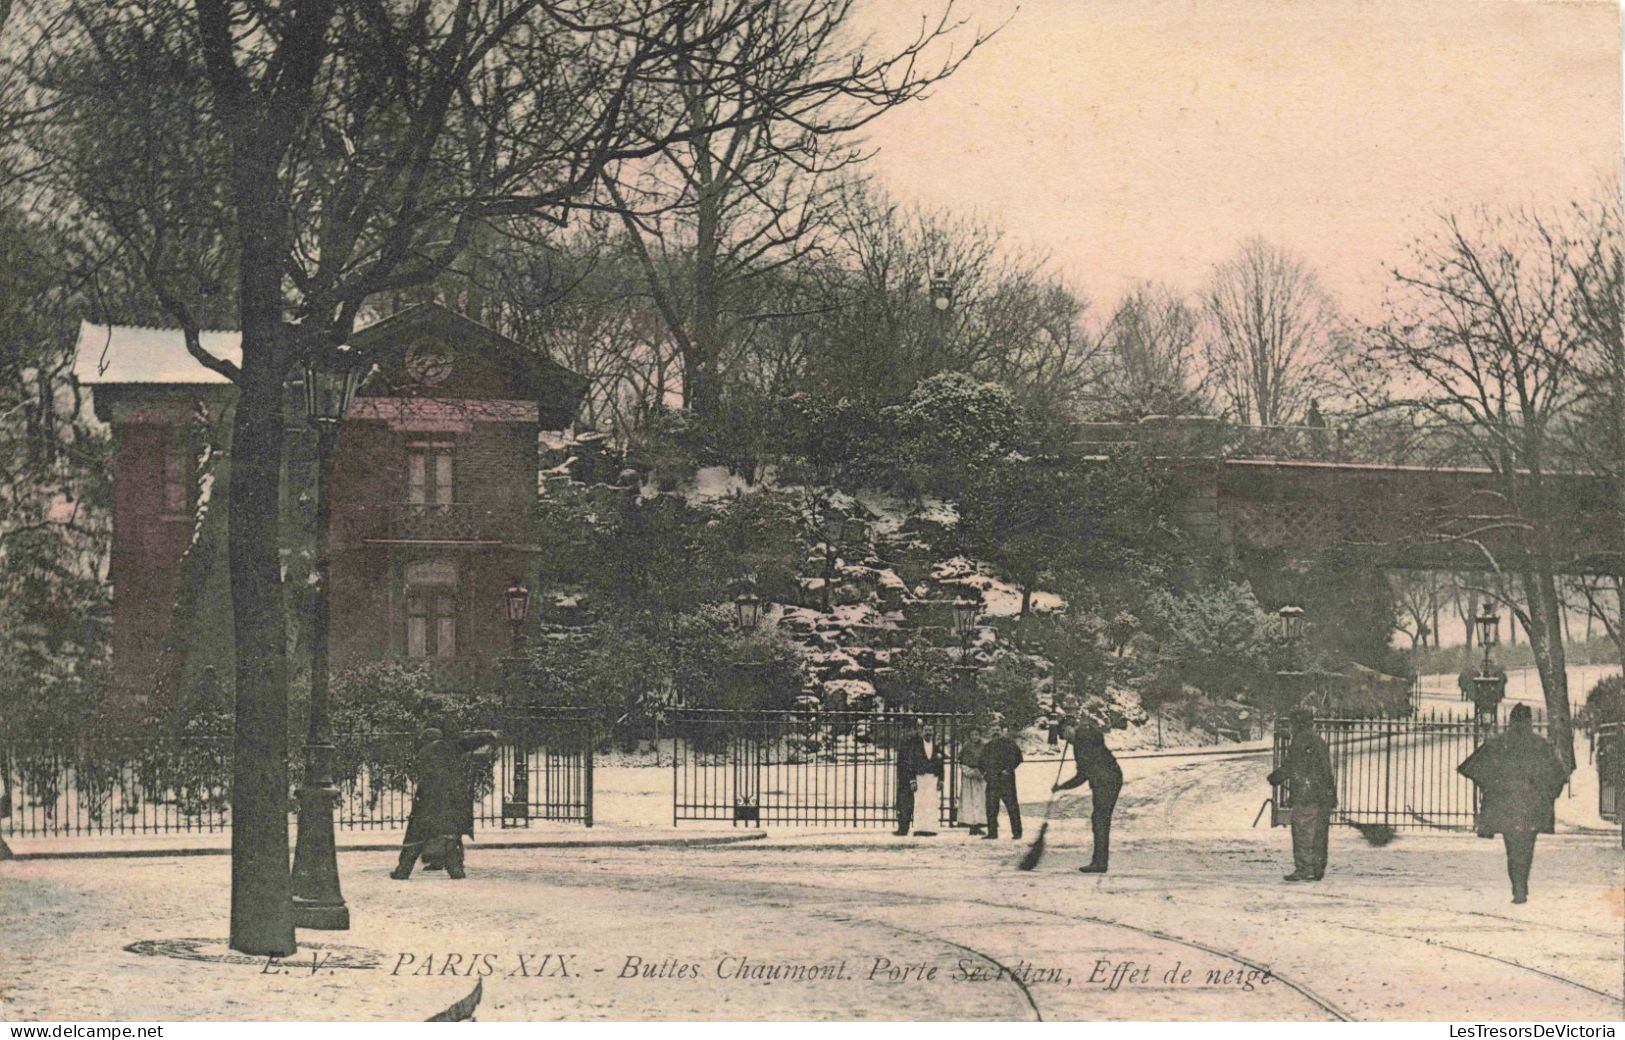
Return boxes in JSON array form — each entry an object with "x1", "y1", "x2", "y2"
[
  {"x1": 803, "y1": 183, "x2": 1103, "y2": 416},
  {"x1": 0, "y1": 207, "x2": 112, "y2": 738},
  {"x1": 1203, "y1": 238, "x2": 1340, "y2": 426},
  {"x1": 1095, "y1": 282, "x2": 1208, "y2": 420}
]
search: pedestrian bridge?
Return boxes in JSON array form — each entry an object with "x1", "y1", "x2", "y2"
[
  {"x1": 1168, "y1": 457, "x2": 1615, "y2": 571},
  {"x1": 1072, "y1": 420, "x2": 1615, "y2": 571}
]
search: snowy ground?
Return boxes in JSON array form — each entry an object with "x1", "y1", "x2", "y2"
[
  {"x1": 2, "y1": 746, "x2": 1620, "y2": 1023},
  {"x1": 1419, "y1": 665, "x2": 1622, "y2": 714}
]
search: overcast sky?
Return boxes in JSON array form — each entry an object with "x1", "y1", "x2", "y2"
[{"x1": 854, "y1": 0, "x2": 1622, "y2": 322}]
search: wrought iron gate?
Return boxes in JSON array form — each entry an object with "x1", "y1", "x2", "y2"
[
  {"x1": 670, "y1": 709, "x2": 969, "y2": 827},
  {"x1": 1271, "y1": 708, "x2": 1553, "y2": 831},
  {"x1": 492, "y1": 709, "x2": 594, "y2": 828}
]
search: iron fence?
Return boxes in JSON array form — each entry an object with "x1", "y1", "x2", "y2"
[
  {"x1": 0, "y1": 710, "x2": 593, "y2": 838},
  {"x1": 1597, "y1": 721, "x2": 1620, "y2": 824},
  {"x1": 0, "y1": 734, "x2": 232, "y2": 838},
  {"x1": 1271, "y1": 707, "x2": 1554, "y2": 831},
  {"x1": 671, "y1": 709, "x2": 970, "y2": 827},
  {"x1": 492, "y1": 710, "x2": 593, "y2": 828}
]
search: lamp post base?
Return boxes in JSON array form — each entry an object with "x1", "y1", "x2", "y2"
[{"x1": 290, "y1": 783, "x2": 350, "y2": 931}]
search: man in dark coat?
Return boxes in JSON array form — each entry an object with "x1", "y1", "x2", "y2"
[
  {"x1": 893, "y1": 718, "x2": 943, "y2": 836},
  {"x1": 1266, "y1": 709, "x2": 1336, "y2": 882},
  {"x1": 1053, "y1": 719, "x2": 1123, "y2": 873},
  {"x1": 979, "y1": 722, "x2": 1024, "y2": 840},
  {"x1": 1457, "y1": 703, "x2": 1569, "y2": 904},
  {"x1": 392, "y1": 724, "x2": 498, "y2": 880}
]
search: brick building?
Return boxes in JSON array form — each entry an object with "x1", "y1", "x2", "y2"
[{"x1": 73, "y1": 304, "x2": 587, "y2": 705}]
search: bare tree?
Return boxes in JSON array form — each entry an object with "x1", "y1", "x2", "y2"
[
  {"x1": 600, "y1": 0, "x2": 992, "y2": 419},
  {"x1": 1371, "y1": 206, "x2": 1591, "y2": 768},
  {"x1": 22, "y1": 0, "x2": 863, "y2": 955},
  {"x1": 1092, "y1": 281, "x2": 1207, "y2": 421},
  {"x1": 807, "y1": 182, "x2": 1102, "y2": 412},
  {"x1": 1554, "y1": 190, "x2": 1625, "y2": 665},
  {"x1": 1203, "y1": 237, "x2": 1339, "y2": 426}
]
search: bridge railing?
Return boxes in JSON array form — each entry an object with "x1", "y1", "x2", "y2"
[{"x1": 1073, "y1": 418, "x2": 1472, "y2": 468}]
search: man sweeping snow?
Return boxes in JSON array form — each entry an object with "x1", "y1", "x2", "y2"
[{"x1": 1052, "y1": 719, "x2": 1123, "y2": 874}]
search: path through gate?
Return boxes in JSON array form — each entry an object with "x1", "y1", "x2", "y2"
[
  {"x1": 671, "y1": 709, "x2": 970, "y2": 827},
  {"x1": 494, "y1": 709, "x2": 594, "y2": 828},
  {"x1": 1270, "y1": 709, "x2": 1552, "y2": 831}
]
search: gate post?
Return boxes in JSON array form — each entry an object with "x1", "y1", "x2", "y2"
[
  {"x1": 1381, "y1": 727, "x2": 1393, "y2": 827},
  {"x1": 583, "y1": 715, "x2": 594, "y2": 828},
  {"x1": 1270, "y1": 717, "x2": 1288, "y2": 827}
]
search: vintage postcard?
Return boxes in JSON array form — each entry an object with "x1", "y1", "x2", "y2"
[{"x1": 0, "y1": 0, "x2": 1621, "y2": 1027}]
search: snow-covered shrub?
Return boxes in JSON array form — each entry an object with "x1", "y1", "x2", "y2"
[
  {"x1": 1138, "y1": 582, "x2": 1277, "y2": 708},
  {"x1": 889, "y1": 371, "x2": 1022, "y2": 496},
  {"x1": 1586, "y1": 675, "x2": 1625, "y2": 725}
]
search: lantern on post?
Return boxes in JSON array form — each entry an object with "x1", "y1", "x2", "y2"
[
  {"x1": 1278, "y1": 604, "x2": 1305, "y2": 643},
  {"x1": 303, "y1": 344, "x2": 364, "y2": 425},
  {"x1": 951, "y1": 597, "x2": 980, "y2": 640},
  {"x1": 951, "y1": 596, "x2": 981, "y2": 662},
  {"x1": 1475, "y1": 604, "x2": 1500, "y2": 659},
  {"x1": 734, "y1": 591, "x2": 763, "y2": 631},
  {"x1": 504, "y1": 579, "x2": 531, "y2": 654}
]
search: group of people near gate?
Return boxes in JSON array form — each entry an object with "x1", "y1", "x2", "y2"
[
  {"x1": 391, "y1": 703, "x2": 1573, "y2": 904},
  {"x1": 1267, "y1": 703, "x2": 1569, "y2": 901},
  {"x1": 889, "y1": 704, "x2": 1571, "y2": 900},
  {"x1": 892, "y1": 714, "x2": 1122, "y2": 873}
]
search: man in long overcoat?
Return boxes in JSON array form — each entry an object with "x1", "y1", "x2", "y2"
[
  {"x1": 392, "y1": 724, "x2": 498, "y2": 880},
  {"x1": 893, "y1": 718, "x2": 943, "y2": 836},
  {"x1": 1054, "y1": 719, "x2": 1123, "y2": 873},
  {"x1": 1457, "y1": 703, "x2": 1569, "y2": 904},
  {"x1": 979, "y1": 722, "x2": 1024, "y2": 840},
  {"x1": 1266, "y1": 709, "x2": 1336, "y2": 882}
]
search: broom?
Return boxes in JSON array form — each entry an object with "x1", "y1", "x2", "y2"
[
  {"x1": 1343, "y1": 815, "x2": 1397, "y2": 847},
  {"x1": 1016, "y1": 738, "x2": 1070, "y2": 871}
]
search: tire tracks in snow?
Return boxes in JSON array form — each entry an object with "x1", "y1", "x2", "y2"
[{"x1": 511, "y1": 860, "x2": 1352, "y2": 1021}]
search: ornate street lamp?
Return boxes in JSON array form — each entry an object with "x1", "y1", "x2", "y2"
[
  {"x1": 290, "y1": 344, "x2": 363, "y2": 931},
  {"x1": 504, "y1": 579, "x2": 531, "y2": 654},
  {"x1": 501, "y1": 578, "x2": 533, "y2": 819},
  {"x1": 1268, "y1": 604, "x2": 1309, "y2": 827},
  {"x1": 1472, "y1": 603, "x2": 1506, "y2": 725},
  {"x1": 1475, "y1": 604, "x2": 1500, "y2": 662},
  {"x1": 734, "y1": 591, "x2": 763, "y2": 631}
]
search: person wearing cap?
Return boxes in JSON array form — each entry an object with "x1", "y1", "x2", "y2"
[
  {"x1": 1053, "y1": 717, "x2": 1123, "y2": 873},
  {"x1": 1266, "y1": 709, "x2": 1336, "y2": 881},
  {"x1": 979, "y1": 719, "x2": 1025, "y2": 840},
  {"x1": 391, "y1": 722, "x2": 499, "y2": 880},
  {"x1": 1457, "y1": 703, "x2": 1570, "y2": 904}
]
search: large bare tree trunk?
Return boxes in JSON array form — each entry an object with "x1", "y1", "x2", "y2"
[
  {"x1": 1521, "y1": 564, "x2": 1575, "y2": 771},
  {"x1": 227, "y1": 173, "x2": 295, "y2": 956}
]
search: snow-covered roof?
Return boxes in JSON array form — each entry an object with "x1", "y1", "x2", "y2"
[{"x1": 73, "y1": 322, "x2": 241, "y2": 386}]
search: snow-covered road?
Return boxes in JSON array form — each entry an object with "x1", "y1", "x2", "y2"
[{"x1": 2, "y1": 747, "x2": 1620, "y2": 1022}]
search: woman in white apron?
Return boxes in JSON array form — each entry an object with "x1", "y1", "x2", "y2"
[{"x1": 958, "y1": 728, "x2": 989, "y2": 835}]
